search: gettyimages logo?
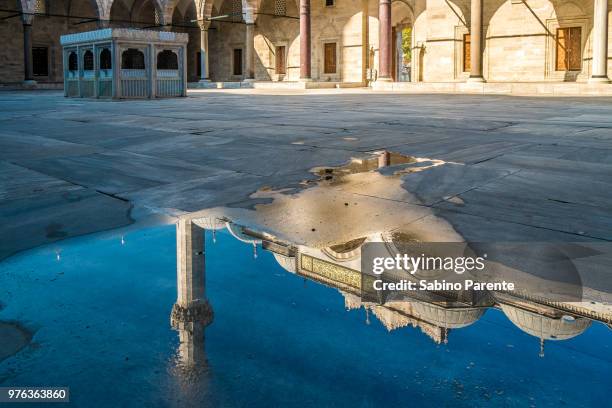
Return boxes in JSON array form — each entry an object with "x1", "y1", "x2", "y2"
[
  {"x1": 360, "y1": 242, "x2": 608, "y2": 304},
  {"x1": 371, "y1": 253, "x2": 487, "y2": 275}
]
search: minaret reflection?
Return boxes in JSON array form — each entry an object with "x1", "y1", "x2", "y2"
[{"x1": 170, "y1": 218, "x2": 214, "y2": 383}]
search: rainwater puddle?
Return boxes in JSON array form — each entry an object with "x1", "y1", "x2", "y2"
[{"x1": 0, "y1": 150, "x2": 610, "y2": 407}]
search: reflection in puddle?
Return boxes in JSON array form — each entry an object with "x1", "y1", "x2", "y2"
[
  {"x1": 1, "y1": 148, "x2": 610, "y2": 406},
  {"x1": 170, "y1": 150, "x2": 610, "y2": 370},
  {"x1": 313, "y1": 151, "x2": 419, "y2": 183},
  {"x1": 173, "y1": 218, "x2": 608, "y2": 359},
  {"x1": 170, "y1": 219, "x2": 213, "y2": 389},
  {"x1": 0, "y1": 212, "x2": 609, "y2": 406}
]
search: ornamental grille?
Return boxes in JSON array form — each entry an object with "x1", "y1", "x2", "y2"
[
  {"x1": 232, "y1": 0, "x2": 242, "y2": 21},
  {"x1": 34, "y1": 0, "x2": 46, "y2": 14},
  {"x1": 274, "y1": 0, "x2": 286, "y2": 16},
  {"x1": 83, "y1": 50, "x2": 94, "y2": 71}
]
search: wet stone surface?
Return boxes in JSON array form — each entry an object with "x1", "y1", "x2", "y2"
[
  {"x1": 0, "y1": 322, "x2": 33, "y2": 363},
  {"x1": 1, "y1": 90, "x2": 612, "y2": 260},
  {"x1": 0, "y1": 90, "x2": 611, "y2": 405}
]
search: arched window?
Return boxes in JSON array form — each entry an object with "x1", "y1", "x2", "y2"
[
  {"x1": 100, "y1": 48, "x2": 112, "y2": 70},
  {"x1": 68, "y1": 52, "x2": 78, "y2": 71},
  {"x1": 157, "y1": 50, "x2": 178, "y2": 70},
  {"x1": 121, "y1": 48, "x2": 145, "y2": 69},
  {"x1": 83, "y1": 50, "x2": 94, "y2": 71}
]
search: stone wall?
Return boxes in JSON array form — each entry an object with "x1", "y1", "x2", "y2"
[
  {"x1": 0, "y1": 1, "x2": 25, "y2": 83},
  {"x1": 483, "y1": 0, "x2": 597, "y2": 82},
  {"x1": 1, "y1": 0, "x2": 612, "y2": 84},
  {"x1": 253, "y1": 0, "x2": 301, "y2": 81},
  {"x1": 0, "y1": 0, "x2": 99, "y2": 84},
  {"x1": 172, "y1": 6, "x2": 200, "y2": 82},
  {"x1": 207, "y1": 0, "x2": 371, "y2": 82},
  {"x1": 208, "y1": 0, "x2": 248, "y2": 82}
]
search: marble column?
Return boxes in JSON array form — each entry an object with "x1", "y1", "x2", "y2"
[
  {"x1": 244, "y1": 22, "x2": 255, "y2": 81},
  {"x1": 468, "y1": 0, "x2": 484, "y2": 82},
  {"x1": 23, "y1": 20, "x2": 35, "y2": 84},
  {"x1": 300, "y1": 0, "x2": 312, "y2": 80},
  {"x1": 199, "y1": 22, "x2": 210, "y2": 82},
  {"x1": 590, "y1": 0, "x2": 610, "y2": 83},
  {"x1": 378, "y1": 0, "x2": 392, "y2": 81}
]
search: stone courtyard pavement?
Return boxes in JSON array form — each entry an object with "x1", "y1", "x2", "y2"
[{"x1": 1, "y1": 89, "x2": 612, "y2": 261}]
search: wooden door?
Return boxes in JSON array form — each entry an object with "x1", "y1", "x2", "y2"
[
  {"x1": 556, "y1": 27, "x2": 581, "y2": 71},
  {"x1": 463, "y1": 33, "x2": 471, "y2": 72},
  {"x1": 324, "y1": 43, "x2": 336, "y2": 74},
  {"x1": 275, "y1": 46, "x2": 286, "y2": 75},
  {"x1": 233, "y1": 48, "x2": 243, "y2": 76}
]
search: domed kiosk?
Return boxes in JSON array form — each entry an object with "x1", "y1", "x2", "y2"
[
  {"x1": 500, "y1": 304, "x2": 592, "y2": 357},
  {"x1": 500, "y1": 304, "x2": 592, "y2": 341},
  {"x1": 411, "y1": 302, "x2": 486, "y2": 329},
  {"x1": 61, "y1": 28, "x2": 187, "y2": 99}
]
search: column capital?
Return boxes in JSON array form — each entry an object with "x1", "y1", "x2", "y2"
[
  {"x1": 157, "y1": 6, "x2": 174, "y2": 31},
  {"x1": 21, "y1": 14, "x2": 34, "y2": 25},
  {"x1": 198, "y1": 20, "x2": 211, "y2": 31},
  {"x1": 243, "y1": 7, "x2": 256, "y2": 24}
]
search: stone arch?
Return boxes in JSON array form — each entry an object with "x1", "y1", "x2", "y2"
[
  {"x1": 390, "y1": 0, "x2": 414, "y2": 81},
  {"x1": 70, "y1": 0, "x2": 103, "y2": 19},
  {"x1": 242, "y1": 0, "x2": 262, "y2": 22},
  {"x1": 211, "y1": 0, "x2": 243, "y2": 21},
  {"x1": 198, "y1": 0, "x2": 255, "y2": 20},
  {"x1": 110, "y1": 0, "x2": 132, "y2": 25},
  {"x1": 254, "y1": 0, "x2": 299, "y2": 80},
  {"x1": 172, "y1": 0, "x2": 199, "y2": 81},
  {"x1": 108, "y1": 0, "x2": 168, "y2": 26},
  {"x1": 483, "y1": 0, "x2": 592, "y2": 82},
  {"x1": 196, "y1": 0, "x2": 214, "y2": 20},
  {"x1": 172, "y1": 0, "x2": 196, "y2": 18},
  {"x1": 207, "y1": 0, "x2": 247, "y2": 81},
  {"x1": 412, "y1": 0, "x2": 468, "y2": 82},
  {"x1": 391, "y1": 0, "x2": 414, "y2": 24},
  {"x1": 131, "y1": 0, "x2": 161, "y2": 24},
  {"x1": 442, "y1": 0, "x2": 470, "y2": 25},
  {"x1": 172, "y1": 4, "x2": 184, "y2": 21}
]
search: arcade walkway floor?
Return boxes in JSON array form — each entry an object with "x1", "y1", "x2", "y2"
[{"x1": 1, "y1": 89, "x2": 612, "y2": 260}]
